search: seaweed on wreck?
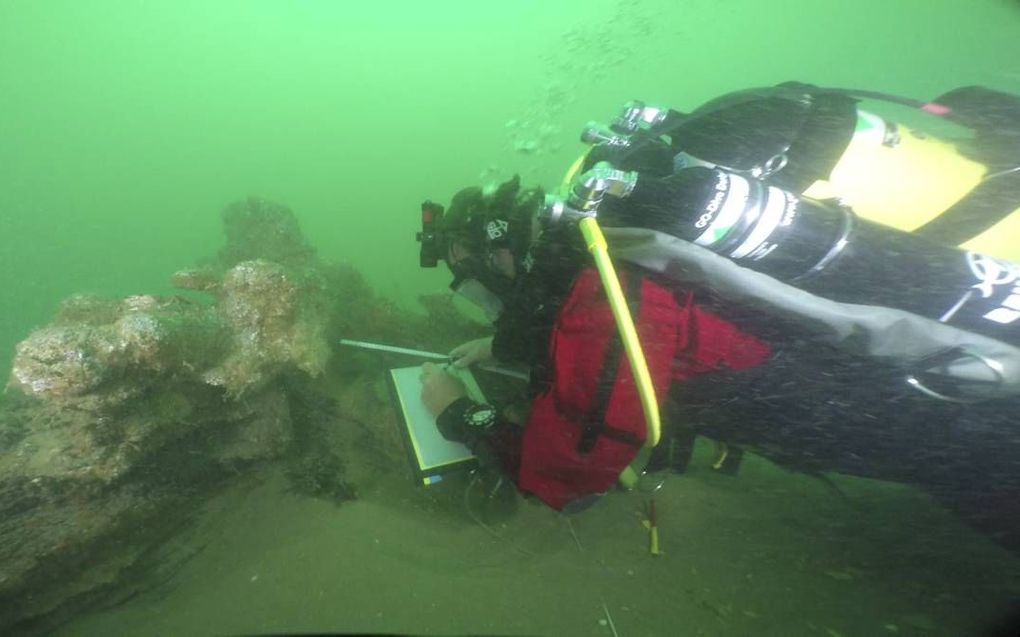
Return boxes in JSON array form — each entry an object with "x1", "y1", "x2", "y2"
[
  {"x1": 285, "y1": 451, "x2": 356, "y2": 503},
  {"x1": 0, "y1": 401, "x2": 28, "y2": 453},
  {"x1": 282, "y1": 376, "x2": 357, "y2": 504}
]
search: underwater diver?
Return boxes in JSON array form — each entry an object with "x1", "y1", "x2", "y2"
[
  {"x1": 416, "y1": 173, "x2": 590, "y2": 451},
  {"x1": 418, "y1": 82, "x2": 1020, "y2": 550},
  {"x1": 417, "y1": 174, "x2": 771, "y2": 510}
]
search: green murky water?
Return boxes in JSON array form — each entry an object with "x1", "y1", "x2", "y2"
[{"x1": 3, "y1": 1, "x2": 1019, "y2": 635}]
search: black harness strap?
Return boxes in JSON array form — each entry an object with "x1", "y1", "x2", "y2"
[
  {"x1": 913, "y1": 168, "x2": 1020, "y2": 247},
  {"x1": 577, "y1": 269, "x2": 643, "y2": 455}
]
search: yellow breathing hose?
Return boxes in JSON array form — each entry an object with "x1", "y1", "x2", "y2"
[{"x1": 577, "y1": 217, "x2": 662, "y2": 449}]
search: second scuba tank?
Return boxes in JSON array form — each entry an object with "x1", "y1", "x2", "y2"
[{"x1": 604, "y1": 166, "x2": 1020, "y2": 348}]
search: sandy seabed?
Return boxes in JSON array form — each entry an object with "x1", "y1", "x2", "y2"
[{"x1": 56, "y1": 435, "x2": 1020, "y2": 637}]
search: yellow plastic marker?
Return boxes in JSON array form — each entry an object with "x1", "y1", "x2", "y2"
[{"x1": 641, "y1": 498, "x2": 662, "y2": 556}]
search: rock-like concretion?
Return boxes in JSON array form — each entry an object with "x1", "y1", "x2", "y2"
[{"x1": 0, "y1": 198, "x2": 370, "y2": 632}]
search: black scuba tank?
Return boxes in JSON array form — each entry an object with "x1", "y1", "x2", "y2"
[{"x1": 606, "y1": 166, "x2": 1020, "y2": 347}]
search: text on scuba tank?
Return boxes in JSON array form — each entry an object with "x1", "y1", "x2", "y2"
[
  {"x1": 965, "y1": 252, "x2": 1020, "y2": 325},
  {"x1": 745, "y1": 192, "x2": 800, "y2": 261},
  {"x1": 695, "y1": 171, "x2": 729, "y2": 229},
  {"x1": 780, "y1": 192, "x2": 799, "y2": 227}
]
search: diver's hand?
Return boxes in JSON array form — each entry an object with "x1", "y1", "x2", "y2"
[
  {"x1": 420, "y1": 362, "x2": 468, "y2": 416},
  {"x1": 449, "y1": 337, "x2": 494, "y2": 368}
]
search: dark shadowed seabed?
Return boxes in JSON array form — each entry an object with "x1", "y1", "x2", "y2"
[{"x1": 58, "y1": 369, "x2": 1020, "y2": 637}]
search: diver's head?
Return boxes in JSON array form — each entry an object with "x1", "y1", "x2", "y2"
[{"x1": 417, "y1": 175, "x2": 542, "y2": 320}]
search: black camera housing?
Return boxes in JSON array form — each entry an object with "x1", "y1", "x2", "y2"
[{"x1": 417, "y1": 200, "x2": 445, "y2": 268}]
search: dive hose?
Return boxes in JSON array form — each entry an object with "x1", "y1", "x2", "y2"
[{"x1": 577, "y1": 216, "x2": 662, "y2": 452}]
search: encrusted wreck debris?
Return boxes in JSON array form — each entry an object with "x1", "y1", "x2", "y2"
[{"x1": 0, "y1": 197, "x2": 486, "y2": 633}]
